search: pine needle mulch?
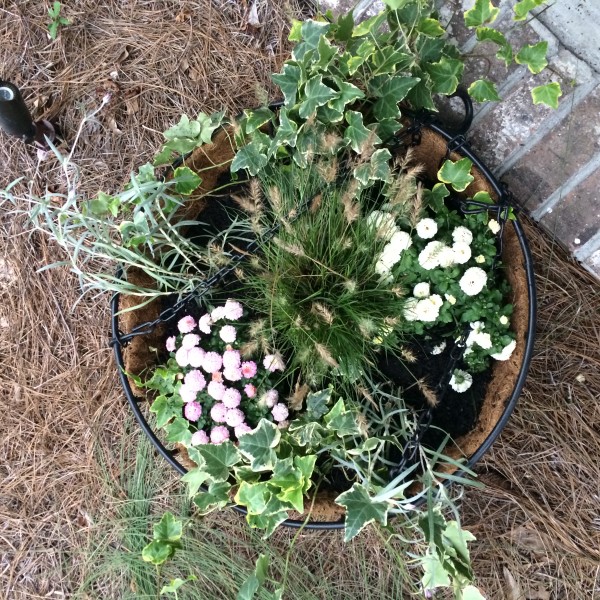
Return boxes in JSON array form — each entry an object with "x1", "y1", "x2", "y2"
[{"x1": 1, "y1": 2, "x2": 599, "y2": 598}]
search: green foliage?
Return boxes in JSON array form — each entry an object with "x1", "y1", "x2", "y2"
[
  {"x1": 47, "y1": 1, "x2": 69, "y2": 39},
  {"x1": 515, "y1": 41, "x2": 548, "y2": 74},
  {"x1": 237, "y1": 554, "x2": 283, "y2": 600},
  {"x1": 153, "y1": 112, "x2": 224, "y2": 166},
  {"x1": 464, "y1": 0, "x2": 500, "y2": 28},
  {"x1": 142, "y1": 512, "x2": 183, "y2": 565},
  {"x1": 531, "y1": 81, "x2": 562, "y2": 109},
  {"x1": 335, "y1": 483, "x2": 389, "y2": 541},
  {"x1": 468, "y1": 79, "x2": 501, "y2": 102},
  {"x1": 514, "y1": 0, "x2": 548, "y2": 21},
  {"x1": 161, "y1": 575, "x2": 198, "y2": 597},
  {"x1": 437, "y1": 158, "x2": 475, "y2": 192}
]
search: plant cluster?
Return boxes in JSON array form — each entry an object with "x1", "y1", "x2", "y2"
[{"x1": 4, "y1": 1, "x2": 554, "y2": 598}]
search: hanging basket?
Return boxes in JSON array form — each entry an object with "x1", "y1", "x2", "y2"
[{"x1": 110, "y1": 107, "x2": 536, "y2": 529}]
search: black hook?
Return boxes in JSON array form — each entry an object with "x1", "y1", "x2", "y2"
[{"x1": 0, "y1": 80, "x2": 55, "y2": 149}]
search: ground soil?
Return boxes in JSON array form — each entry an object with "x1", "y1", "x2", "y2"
[{"x1": 1, "y1": 2, "x2": 599, "y2": 599}]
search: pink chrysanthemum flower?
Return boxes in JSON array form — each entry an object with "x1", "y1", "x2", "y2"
[
  {"x1": 188, "y1": 347, "x2": 206, "y2": 368},
  {"x1": 175, "y1": 347, "x2": 190, "y2": 367},
  {"x1": 181, "y1": 333, "x2": 201, "y2": 350},
  {"x1": 261, "y1": 389, "x2": 278, "y2": 408},
  {"x1": 177, "y1": 315, "x2": 196, "y2": 333},
  {"x1": 184, "y1": 369, "x2": 206, "y2": 392},
  {"x1": 241, "y1": 361, "x2": 257, "y2": 379},
  {"x1": 225, "y1": 408, "x2": 245, "y2": 428},
  {"x1": 210, "y1": 425, "x2": 230, "y2": 444},
  {"x1": 223, "y1": 299, "x2": 244, "y2": 321},
  {"x1": 207, "y1": 381, "x2": 226, "y2": 401},
  {"x1": 244, "y1": 384, "x2": 257, "y2": 398},
  {"x1": 165, "y1": 336, "x2": 177, "y2": 352},
  {"x1": 179, "y1": 383, "x2": 197, "y2": 404},
  {"x1": 198, "y1": 314, "x2": 213, "y2": 334},
  {"x1": 234, "y1": 423, "x2": 253, "y2": 438},
  {"x1": 219, "y1": 325, "x2": 237, "y2": 344},
  {"x1": 201, "y1": 351, "x2": 223, "y2": 374},
  {"x1": 191, "y1": 430, "x2": 210, "y2": 445},
  {"x1": 210, "y1": 402, "x2": 228, "y2": 423},
  {"x1": 222, "y1": 388, "x2": 242, "y2": 409},
  {"x1": 210, "y1": 306, "x2": 226, "y2": 322},
  {"x1": 223, "y1": 367, "x2": 243, "y2": 382},
  {"x1": 271, "y1": 403, "x2": 289, "y2": 423},
  {"x1": 222, "y1": 349, "x2": 241, "y2": 370},
  {"x1": 184, "y1": 401, "x2": 202, "y2": 422},
  {"x1": 263, "y1": 353, "x2": 285, "y2": 372}
]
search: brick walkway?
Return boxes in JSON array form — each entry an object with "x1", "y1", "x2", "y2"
[{"x1": 322, "y1": 0, "x2": 600, "y2": 280}]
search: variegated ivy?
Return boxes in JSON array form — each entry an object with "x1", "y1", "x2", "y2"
[{"x1": 232, "y1": 0, "x2": 558, "y2": 181}]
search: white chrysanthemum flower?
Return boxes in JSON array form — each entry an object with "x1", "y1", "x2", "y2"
[
  {"x1": 413, "y1": 282, "x2": 430, "y2": 298},
  {"x1": 452, "y1": 226, "x2": 473, "y2": 245},
  {"x1": 488, "y1": 219, "x2": 501, "y2": 234},
  {"x1": 367, "y1": 210, "x2": 398, "y2": 240},
  {"x1": 475, "y1": 254, "x2": 486, "y2": 264},
  {"x1": 449, "y1": 369, "x2": 473, "y2": 393},
  {"x1": 415, "y1": 296, "x2": 442, "y2": 322},
  {"x1": 403, "y1": 297, "x2": 419, "y2": 321},
  {"x1": 499, "y1": 315, "x2": 509, "y2": 325},
  {"x1": 444, "y1": 293, "x2": 456, "y2": 305},
  {"x1": 439, "y1": 246, "x2": 456, "y2": 268},
  {"x1": 459, "y1": 267, "x2": 487, "y2": 296},
  {"x1": 491, "y1": 339, "x2": 517, "y2": 361},
  {"x1": 418, "y1": 241, "x2": 446, "y2": 270},
  {"x1": 452, "y1": 242, "x2": 472, "y2": 264},
  {"x1": 469, "y1": 332, "x2": 492, "y2": 349},
  {"x1": 429, "y1": 294, "x2": 443, "y2": 308},
  {"x1": 388, "y1": 230, "x2": 412, "y2": 252},
  {"x1": 470, "y1": 321, "x2": 485, "y2": 334},
  {"x1": 415, "y1": 218, "x2": 438, "y2": 239},
  {"x1": 431, "y1": 341, "x2": 446, "y2": 355}
]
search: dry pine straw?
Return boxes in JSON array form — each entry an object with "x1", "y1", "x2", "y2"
[{"x1": 0, "y1": 1, "x2": 599, "y2": 598}]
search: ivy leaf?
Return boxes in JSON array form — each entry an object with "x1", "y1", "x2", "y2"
[
  {"x1": 194, "y1": 441, "x2": 241, "y2": 482},
  {"x1": 236, "y1": 554, "x2": 269, "y2": 600},
  {"x1": 343, "y1": 110, "x2": 378, "y2": 153},
  {"x1": 464, "y1": 0, "x2": 500, "y2": 28},
  {"x1": 231, "y1": 141, "x2": 268, "y2": 176},
  {"x1": 323, "y1": 398, "x2": 361, "y2": 437},
  {"x1": 334, "y1": 11, "x2": 354, "y2": 42},
  {"x1": 468, "y1": 79, "x2": 501, "y2": 102},
  {"x1": 329, "y1": 80, "x2": 365, "y2": 113},
  {"x1": 417, "y1": 18, "x2": 445, "y2": 38},
  {"x1": 515, "y1": 41, "x2": 548, "y2": 74},
  {"x1": 312, "y1": 35, "x2": 337, "y2": 71},
  {"x1": 371, "y1": 47, "x2": 412, "y2": 75},
  {"x1": 193, "y1": 481, "x2": 232, "y2": 514},
  {"x1": 406, "y1": 73, "x2": 436, "y2": 111},
  {"x1": 443, "y1": 521, "x2": 476, "y2": 571},
  {"x1": 531, "y1": 81, "x2": 562, "y2": 108},
  {"x1": 421, "y1": 548, "x2": 451, "y2": 590},
  {"x1": 164, "y1": 114, "x2": 201, "y2": 140},
  {"x1": 161, "y1": 576, "x2": 198, "y2": 595},
  {"x1": 238, "y1": 419, "x2": 281, "y2": 471},
  {"x1": 423, "y1": 182, "x2": 450, "y2": 213},
  {"x1": 173, "y1": 166, "x2": 202, "y2": 195},
  {"x1": 268, "y1": 108, "x2": 298, "y2": 156},
  {"x1": 300, "y1": 20, "x2": 331, "y2": 49},
  {"x1": 426, "y1": 57, "x2": 464, "y2": 95},
  {"x1": 306, "y1": 388, "x2": 332, "y2": 419},
  {"x1": 462, "y1": 586, "x2": 487, "y2": 600},
  {"x1": 336, "y1": 483, "x2": 389, "y2": 541},
  {"x1": 271, "y1": 63, "x2": 303, "y2": 107},
  {"x1": 374, "y1": 118, "x2": 402, "y2": 143},
  {"x1": 87, "y1": 192, "x2": 120, "y2": 217},
  {"x1": 352, "y1": 11, "x2": 386, "y2": 37},
  {"x1": 246, "y1": 508, "x2": 289, "y2": 538},
  {"x1": 298, "y1": 75, "x2": 339, "y2": 119},
  {"x1": 294, "y1": 455, "x2": 317, "y2": 493},
  {"x1": 150, "y1": 395, "x2": 183, "y2": 428},
  {"x1": 153, "y1": 512, "x2": 183, "y2": 543},
  {"x1": 243, "y1": 107, "x2": 274, "y2": 134},
  {"x1": 235, "y1": 481, "x2": 271, "y2": 515},
  {"x1": 514, "y1": 0, "x2": 547, "y2": 21},
  {"x1": 288, "y1": 19, "x2": 302, "y2": 42},
  {"x1": 476, "y1": 27, "x2": 512, "y2": 66},
  {"x1": 287, "y1": 421, "x2": 325, "y2": 448},
  {"x1": 270, "y1": 458, "x2": 305, "y2": 513},
  {"x1": 347, "y1": 39, "x2": 376, "y2": 75},
  {"x1": 164, "y1": 417, "x2": 192, "y2": 446},
  {"x1": 382, "y1": 0, "x2": 408, "y2": 8},
  {"x1": 142, "y1": 540, "x2": 174, "y2": 565},
  {"x1": 181, "y1": 467, "x2": 209, "y2": 498},
  {"x1": 353, "y1": 148, "x2": 393, "y2": 186},
  {"x1": 373, "y1": 75, "x2": 419, "y2": 119},
  {"x1": 437, "y1": 157, "x2": 474, "y2": 192}
]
